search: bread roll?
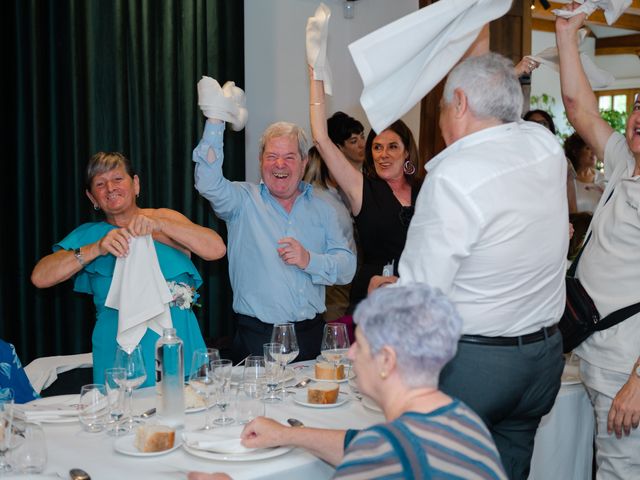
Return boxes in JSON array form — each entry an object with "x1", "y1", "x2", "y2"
[
  {"x1": 184, "y1": 385, "x2": 206, "y2": 409},
  {"x1": 134, "y1": 424, "x2": 175, "y2": 452},
  {"x1": 315, "y1": 361, "x2": 345, "y2": 380},
  {"x1": 307, "y1": 382, "x2": 339, "y2": 404}
]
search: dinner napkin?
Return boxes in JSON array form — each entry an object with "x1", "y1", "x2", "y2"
[
  {"x1": 105, "y1": 235, "x2": 173, "y2": 350},
  {"x1": 552, "y1": 0, "x2": 631, "y2": 25},
  {"x1": 306, "y1": 2, "x2": 333, "y2": 95},
  {"x1": 528, "y1": 28, "x2": 615, "y2": 88},
  {"x1": 13, "y1": 396, "x2": 79, "y2": 421},
  {"x1": 348, "y1": 0, "x2": 512, "y2": 133},
  {"x1": 197, "y1": 76, "x2": 248, "y2": 131},
  {"x1": 182, "y1": 427, "x2": 254, "y2": 454}
]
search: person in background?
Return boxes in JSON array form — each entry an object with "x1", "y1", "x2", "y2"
[
  {"x1": 303, "y1": 146, "x2": 356, "y2": 322},
  {"x1": 193, "y1": 89, "x2": 356, "y2": 362},
  {"x1": 188, "y1": 283, "x2": 507, "y2": 480},
  {"x1": 0, "y1": 340, "x2": 38, "y2": 404},
  {"x1": 564, "y1": 132, "x2": 605, "y2": 214},
  {"x1": 31, "y1": 152, "x2": 224, "y2": 387},
  {"x1": 524, "y1": 109, "x2": 578, "y2": 214},
  {"x1": 557, "y1": 4, "x2": 640, "y2": 478},
  {"x1": 326, "y1": 111, "x2": 366, "y2": 170},
  {"x1": 309, "y1": 66, "x2": 422, "y2": 315}
]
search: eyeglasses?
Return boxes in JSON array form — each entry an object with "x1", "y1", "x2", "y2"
[{"x1": 398, "y1": 205, "x2": 414, "y2": 227}]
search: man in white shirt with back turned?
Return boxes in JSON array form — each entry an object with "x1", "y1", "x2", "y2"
[{"x1": 394, "y1": 53, "x2": 568, "y2": 479}]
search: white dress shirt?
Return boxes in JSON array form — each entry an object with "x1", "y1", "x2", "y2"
[{"x1": 399, "y1": 122, "x2": 568, "y2": 336}]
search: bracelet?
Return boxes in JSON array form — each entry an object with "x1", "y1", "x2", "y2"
[
  {"x1": 73, "y1": 247, "x2": 85, "y2": 267},
  {"x1": 309, "y1": 102, "x2": 324, "y2": 106}
]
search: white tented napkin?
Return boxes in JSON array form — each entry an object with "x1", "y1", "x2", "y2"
[
  {"x1": 348, "y1": 0, "x2": 512, "y2": 133},
  {"x1": 105, "y1": 235, "x2": 173, "y2": 350},
  {"x1": 182, "y1": 427, "x2": 254, "y2": 454},
  {"x1": 552, "y1": 0, "x2": 631, "y2": 26},
  {"x1": 14, "y1": 395, "x2": 80, "y2": 421},
  {"x1": 197, "y1": 76, "x2": 248, "y2": 131},
  {"x1": 306, "y1": 2, "x2": 333, "y2": 95},
  {"x1": 528, "y1": 28, "x2": 615, "y2": 88}
]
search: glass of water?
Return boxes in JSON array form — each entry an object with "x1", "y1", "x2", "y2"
[
  {"x1": 78, "y1": 384, "x2": 109, "y2": 433},
  {"x1": 11, "y1": 422, "x2": 47, "y2": 474}
]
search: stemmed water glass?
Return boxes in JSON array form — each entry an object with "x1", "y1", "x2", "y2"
[
  {"x1": 211, "y1": 359, "x2": 234, "y2": 425},
  {"x1": 263, "y1": 343, "x2": 285, "y2": 403},
  {"x1": 113, "y1": 345, "x2": 147, "y2": 432},
  {"x1": 271, "y1": 323, "x2": 299, "y2": 368},
  {"x1": 104, "y1": 368, "x2": 126, "y2": 435},
  {"x1": 0, "y1": 388, "x2": 14, "y2": 473},
  {"x1": 321, "y1": 323, "x2": 351, "y2": 372},
  {"x1": 188, "y1": 348, "x2": 219, "y2": 430}
]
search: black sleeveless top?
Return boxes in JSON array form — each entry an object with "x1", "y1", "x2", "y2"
[{"x1": 348, "y1": 176, "x2": 420, "y2": 312}]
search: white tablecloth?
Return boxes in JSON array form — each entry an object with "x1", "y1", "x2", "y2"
[{"x1": 528, "y1": 382, "x2": 595, "y2": 480}]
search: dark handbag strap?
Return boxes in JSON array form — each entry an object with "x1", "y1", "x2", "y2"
[{"x1": 567, "y1": 187, "x2": 640, "y2": 330}]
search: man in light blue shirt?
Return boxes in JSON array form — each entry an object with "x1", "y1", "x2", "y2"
[{"x1": 193, "y1": 119, "x2": 356, "y2": 362}]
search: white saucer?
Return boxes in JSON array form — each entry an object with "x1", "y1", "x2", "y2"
[{"x1": 114, "y1": 434, "x2": 182, "y2": 457}]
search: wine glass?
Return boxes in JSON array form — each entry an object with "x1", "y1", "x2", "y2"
[
  {"x1": 0, "y1": 388, "x2": 14, "y2": 473},
  {"x1": 321, "y1": 323, "x2": 351, "y2": 373},
  {"x1": 263, "y1": 343, "x2": 285, "y2": 403},
  {"x1": 113, "y1": 345, "x2": 147, "y2": 432},
  {"x1": 188, "y1": 348, "x2": 219, "y2": 430},
  {"x1": 211, "y1": 359, "x2": 234, "y2": 425},
  {"x1": 271, "y1": 323, "x2": 299, "y2": 368},
  {"x1": 104, "y1": 368, "x2": 126, "y2": 435}
]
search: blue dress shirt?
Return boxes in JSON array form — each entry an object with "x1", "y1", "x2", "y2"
[{"x1": 193, "y1": 122, "x2": 356, "y2": 324}]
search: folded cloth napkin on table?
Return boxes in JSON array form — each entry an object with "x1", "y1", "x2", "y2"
[
  {"x1": 552, "y1": 0, "x2": 631, "y2": 25},
  {"x1": 348, "y1": 0, "x2": 511, "y2": 133},
  {"x1": 182, "y1": 427, "x2": 254, "y2": 454},
  {"x1": 13, "y1": 394, "x2": 80, "y2": 421},
  {"x1": 105, "y1": 235, "x2": 173, "y2": 350},
  {"x1": 24, "y1": 352, "x2": 93, "y2": 393},
  {"x1": 527, "y1": 28, "x2": 615, "y2": 89},
  {"x1": 306, "y1": 2, "x2": 333, "y2": 95},
  {"x1": 197, "y1": 76, "x2": 248, "y2": 131}
]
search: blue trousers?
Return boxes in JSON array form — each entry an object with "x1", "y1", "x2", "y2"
[{"x1": 440, "y1": 330, "x2": 564, "y2": 480}]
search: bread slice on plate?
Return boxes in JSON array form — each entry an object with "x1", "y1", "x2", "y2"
[
  {"x1": 134, "y1": 424, "x2": 175, "y2": 452},
  {"x1": 307, "y1": 382, "x2": 339, "y2": 404},
  {"x1": 315, "y1": 361, "x2": 345, "y2": 380}
]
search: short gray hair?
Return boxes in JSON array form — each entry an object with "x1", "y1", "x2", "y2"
[
  {"x1": 86, "y1": 152, "x2": 136, "y2": 190},
  {"x1": 353, "y1": 282, "x2": 462, "y2": 388},
  {"x1": 259, "y1": 122, "x2": 309, "y2": 159},
  {"x1": 443, "y1": 52, "x2": 523, "y2": 123}
]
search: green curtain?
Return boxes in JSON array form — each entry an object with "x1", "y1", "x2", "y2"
[{"x1": 6, "y1": 0, "x2": 244, "y2": 363}]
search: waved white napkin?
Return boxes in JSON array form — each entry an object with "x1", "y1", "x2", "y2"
[
  {"x1": 552, "y1": 0, "x2": 631, "y2": 25},
  {"x1": 348, "y1": 0, "x2": 512, "y2": 133},
  {"x1": 306, "y1": 2, "x2": 333, "y2": 96},
  {"x1": 105, "y1": 235, "x2": 173, "y2": 350},
  {"x1": 182, "y1": 426, "x2": 254, "y2": 454},
  {"x1": 197, "y1": 76, "x2": 248, "y2": 131},
  {"x1": 528, "y1": 28, "x2": 615, "y2": 88}
]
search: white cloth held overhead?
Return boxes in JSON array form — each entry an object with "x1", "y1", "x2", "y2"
[
  {"x1": 348, "y1": 0, "x2": 511, "y2": 133},
  {"x1": 105, "y1": 235, "x2": 173, "y2": 350},
  {"x1": 552, "y1": 0, "x2": 631, "y2": 26},
  {"x1": 197, "y1": 76, "x2": 248, "y2": 131},
  {"x1": 528, "y1": 28, "x2": 615, "y2": 88},
  {"x1": 306, "y1": 2, "x2": 333, "y2": 96}
]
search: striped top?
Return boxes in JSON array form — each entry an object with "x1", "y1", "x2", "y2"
[{"x1": 334, "y1": 399, "x2": 507, "y2": 479}]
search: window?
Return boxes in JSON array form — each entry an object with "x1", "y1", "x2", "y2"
[{"x1": 595, "y1": 88, "x2": 640, "y2": 115}]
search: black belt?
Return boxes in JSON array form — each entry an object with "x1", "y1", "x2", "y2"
[
  {"x1": 460, "y1": 324, "x2": 559, "y2": 346},
  {"x1": 235, "y1": 313, "x2": 324, "y2": 333}
]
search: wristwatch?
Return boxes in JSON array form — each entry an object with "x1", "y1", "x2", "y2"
[{"x1": 73, "y1": 247, "x2": 85, "y2": 267}]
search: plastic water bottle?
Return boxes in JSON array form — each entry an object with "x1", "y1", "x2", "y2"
[{"x1": 155, "y1": 328, "x2": 185, "y2": 428}]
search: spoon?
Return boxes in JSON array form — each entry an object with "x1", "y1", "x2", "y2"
[
  {"x1": 287, "y1": 418, "x2": 304, "y2": 428},
  {"x1": 69, "y1": 468, "x2": 91, "y2": 480},
  {"x1": 138, "y1": 408, "x2": 156, "y2": 419},
  {"x1": 292, "y1": 378, "x2": 312, "y2": 388}
]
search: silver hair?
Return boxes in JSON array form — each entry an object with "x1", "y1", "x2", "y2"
[
  {"x1": 443, "y1": 52, "x2": 523, "y2": 123},
  {"x1": 353, "y1": 282, "x2": 463, "y2": 388},
  {"x1": 259, "y1": 122, "x2": 309, "y2": 160}
]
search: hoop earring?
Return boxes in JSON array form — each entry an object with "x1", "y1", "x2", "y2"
[
  {"x1": 403, "y1": 160, "x2": 416, "y2": 176},
  {"x1": 93, "y1": 204, "x2": 100, "y2": 211}
]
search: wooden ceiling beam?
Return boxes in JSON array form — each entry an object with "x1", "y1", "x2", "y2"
[
  {"x1": 532, "y1": 2, "x2": 640, "y2": 31},
  {"x1": 595, "y1": 34, "x2": 640, "y2": 54}
]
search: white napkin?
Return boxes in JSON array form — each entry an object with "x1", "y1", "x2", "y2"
[
  {"x1": 105, "y1": 235, "x2": 173, "y2": 350},
  {"x1": 306, "y1": 2, "x2": 333, "y2": 96},
  {"x1": 552, "y1": 0, "x2": 631, "y2": 25},
  {"x1": 348, "y1": 0, "x2": 512, "y2": 133},
  {"x1": 528, "y1": 28, "x2": 615, "y2": 88},
  {"x1": 182, "y1": 427, "x2": 254, "y2": 454},
  {"x1": 14, "y1": 395, "x2": 80, "y2": 421},
  {"x1": 197, "y1": 76, "x2": 248, "y2": 131}
]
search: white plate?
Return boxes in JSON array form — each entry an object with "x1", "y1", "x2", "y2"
[
  {"x1": 114, "y1": 434, "x2": 182, "y2": 457},
  {"x1": 18, "y1": 395, "x2": 79, "y2": 424},
  {"x1": 183, "y1": 443, "x2": 292, "y2": 462},
  {"x1": 295, "y1": 365, "x2": 353, "y2": 384},
  {"x1": 291, "y1": 389, "x2": 349, "y2": 409},
  {"x1": 361, "y1": 395, "x2": 383, "y2": 413}
]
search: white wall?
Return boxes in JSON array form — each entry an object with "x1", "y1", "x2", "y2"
[
  {"x1": 531, "y1": 30, "x2": 640, "y2": 136},
  {"x1": 244, "y1": 0, "x2": 419, "y2": 182}
]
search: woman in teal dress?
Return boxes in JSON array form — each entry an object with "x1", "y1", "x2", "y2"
[{"x1": 32, "y1": 152, "x2": 226, "y2": 387}]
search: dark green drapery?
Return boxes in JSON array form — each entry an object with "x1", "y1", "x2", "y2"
[{"x1": 6, "y1": 0, "x2": 244, "y2": 363}]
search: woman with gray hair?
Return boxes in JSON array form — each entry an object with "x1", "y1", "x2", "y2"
[{"x1": 188, "y1": 283, "x2": 507, "y2": 480}]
